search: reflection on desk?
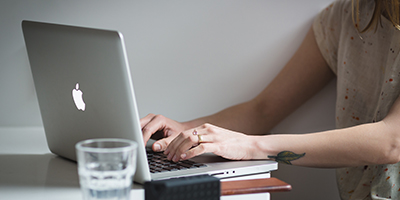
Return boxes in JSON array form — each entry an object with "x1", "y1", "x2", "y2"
[
  {"x1": 0, "y1": 153, "x2": 144, "y2": 200},
  {"x1": 0, "y1": 154, "x2": 82, "y2": 200}
]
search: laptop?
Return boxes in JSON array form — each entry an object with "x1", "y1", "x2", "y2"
[{"x1": 21, "y1": 20, "x2": 277, "y2": 184}]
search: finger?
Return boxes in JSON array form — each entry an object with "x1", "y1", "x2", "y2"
[
  {"x1": 180, "y1": 133, "x2": 213, "y2": 160},
  {"x1": 168, "y1": 130, "x2": 208, "y2": 162},
  {"x1": 141, "y1": 115, "x2": 167, "y2": 145},
  {"x1": 173, "y1": 134, "x2": 200, "y2": 162},
  {"x1": 141, "y1": 114, "x2": 157, "y2": 144},
  {"x1": 180, "y1": 143, "x2": 216, "y2": 160},
  {"x1": 140, "y1": 113, "x2": 155, "y2": 128},
  {"x1": 152, "y1": 136, "x2": 174, "y2": 152},
  {"x1": 163, "y1": 131, "x2": 186, "y2": 159},
  {"x1": 166, "y1": 130, "x2": 199, "y2": 162},
  {"x1": 164, "y1": 131, "x2": 185, "y2": 155}
]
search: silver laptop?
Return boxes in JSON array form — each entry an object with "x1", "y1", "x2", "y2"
[{"x1": 21, "y1": 20, "x2": 277, "y2": 184}]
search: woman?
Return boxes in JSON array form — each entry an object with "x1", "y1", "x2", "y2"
[{"x1": 141, "y1": 0, "x2": 400, "y2": 199}]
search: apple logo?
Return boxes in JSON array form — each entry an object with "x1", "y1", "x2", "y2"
[{"x1": 72, "y1": 83, "x2": 86, "y2": 111}]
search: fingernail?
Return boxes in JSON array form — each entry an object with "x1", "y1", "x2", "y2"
[
  {"x1": 153, "y1": 143, "x2": 161, "y2": 151},
  {"x1": 180, "y1": 153, "x2": 186, "y2": 159},
  {"x1": 167, "y1": 153, "x2": 173, "y2": 160},
  {"x1": 172, "y1": 155, "x2": 178, "y2": 162}
]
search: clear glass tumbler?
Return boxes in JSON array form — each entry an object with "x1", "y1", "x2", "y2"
[{"x1": 75, "y1": 138, "x2": 137, "y2": 200}]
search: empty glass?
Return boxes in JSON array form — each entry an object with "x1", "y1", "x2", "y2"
[{"x1": 76, "y1": 138, "x2": 137, "y2": 200}]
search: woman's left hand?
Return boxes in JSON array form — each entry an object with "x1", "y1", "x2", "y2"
[{"x1": 163, "y1": 123, "x2": 259, "y2": 162}]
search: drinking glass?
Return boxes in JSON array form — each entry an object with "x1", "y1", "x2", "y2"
[{"x1": 76, "y1": 138, "x2": 137, "y2": 200}]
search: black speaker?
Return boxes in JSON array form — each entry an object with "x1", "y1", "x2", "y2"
[{"x1": 144, "y1": 175, "x2": 220, "y2": 200}]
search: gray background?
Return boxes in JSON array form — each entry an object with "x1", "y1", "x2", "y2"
[{"x1": 0, "y1": 1, "x2": 339, "y2": 199}]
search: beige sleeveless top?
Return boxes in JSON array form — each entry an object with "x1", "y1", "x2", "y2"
[{"x1": 314, "y1": 0, "x2": 400, "y2": 199}]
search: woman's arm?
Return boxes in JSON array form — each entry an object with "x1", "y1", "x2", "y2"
[
  {"x1": 253, "y1": 113, "x2": 400, "y2": 167},
  {"x1": 268, "y1": 94, "x2": 400, "y2": 167},
  {"x1": 183, "y1": 25, "x2": 335, "y2": 135},
  {"x1": 166, "y1": 100, "x2": 400, "y2": 167}
]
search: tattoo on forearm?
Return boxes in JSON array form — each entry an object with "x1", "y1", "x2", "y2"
[{"x1": 268, "y1": 151, "x2": 306, "y2": 165}]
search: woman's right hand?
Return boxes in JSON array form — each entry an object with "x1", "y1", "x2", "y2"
[{"x1": 140, "y1": 113, "x2": 187, "y2": 152}]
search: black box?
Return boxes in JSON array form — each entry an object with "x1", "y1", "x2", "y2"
[{"x1": 144, "y1": 175, "x2": 220, "y2": 200}]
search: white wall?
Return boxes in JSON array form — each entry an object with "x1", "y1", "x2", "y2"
[{"x1": 0, "y1": 0, "x2": 339, "y2": 199}]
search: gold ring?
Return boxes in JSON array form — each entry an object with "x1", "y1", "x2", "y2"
[{"x1": 198, "y1": 134, "x2": 203, "y2": 143}]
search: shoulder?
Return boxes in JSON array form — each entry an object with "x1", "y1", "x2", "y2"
[{"x1": 316, "y1": 0, "x2": 351, "y2": 25}]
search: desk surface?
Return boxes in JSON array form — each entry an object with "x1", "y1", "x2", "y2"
[{"x1": 0, "y1": 127, "x2": 274, "y2": 200}]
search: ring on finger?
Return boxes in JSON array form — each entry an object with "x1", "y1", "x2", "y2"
[
  {"x1": 198, "y1": 134, "x2": 204, "y2": 144},
  {"x1": 192, "y1": 129, "x2": 198, "y2": 135}
]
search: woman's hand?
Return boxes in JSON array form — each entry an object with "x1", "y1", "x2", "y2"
[
  {"x1": 164, "y1": 123, "x2": 259, "y2": 162},
  {"x1": 140, "y1": 114, "x2": 188, "y2": 152}
]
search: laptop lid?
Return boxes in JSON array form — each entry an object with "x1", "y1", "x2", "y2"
[
  {"x1": 22, "y1": 20, "x2": 151, "y2": 183},
  {"x1": 22, "y1": 20, "x2": 277, "y2": 184}
]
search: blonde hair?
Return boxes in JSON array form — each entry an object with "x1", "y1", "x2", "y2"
[{"x1": 352, "y1": 0, "x2": 400, "y2": 33}]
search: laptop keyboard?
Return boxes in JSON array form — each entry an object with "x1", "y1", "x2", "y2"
[{"x1": 146, "y1": 148, "x2": 207, "y2": 173}]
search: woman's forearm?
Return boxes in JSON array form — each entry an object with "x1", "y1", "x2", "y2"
[{"x1": 253, "y1": 121, "x2": 400, "y2": 167}]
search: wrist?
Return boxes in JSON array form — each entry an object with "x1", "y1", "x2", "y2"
[{"x1": 248, "y1": 135, "x2": 274, "y2": 160}]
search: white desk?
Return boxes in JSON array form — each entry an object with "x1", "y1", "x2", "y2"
[{"x1": 0, "y1": 127, "x2": 272, "y2": 200}]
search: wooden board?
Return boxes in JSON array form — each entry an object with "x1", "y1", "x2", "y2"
[{"x1": 221, "y1": 177, "x2": 292, "y2": 196}]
